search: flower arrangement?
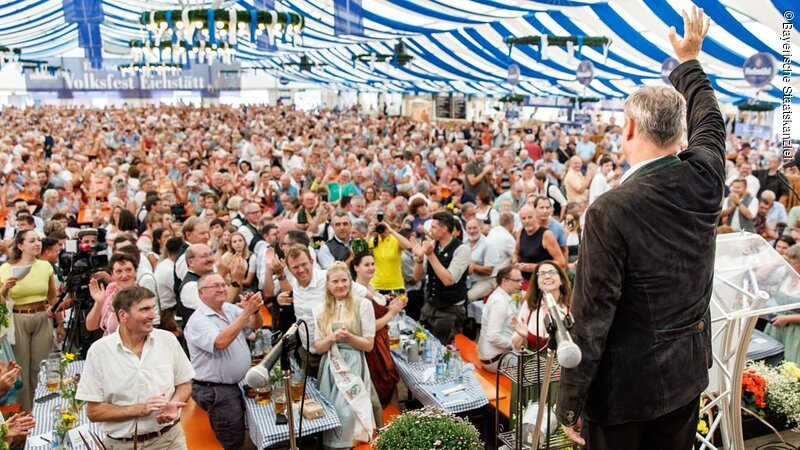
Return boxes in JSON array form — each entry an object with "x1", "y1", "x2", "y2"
[
  {"x1": 371, "y1": 406, "x2": 483, "y2": 450},
  {"x1": 742, "y1": 368, "x2": 768, "y2": 415},
  {"x1": 744, "y1": 361, "x2": 800, "y2": 428},
  {"x1": 697, "y1": 396, "x2": 712, "y2": 436},
  {"x1": 55, "y1": 411, "x2": 79, "y2": 443},
  {"x1": 444, "y1": 203, "x2": 461, "y2": 217},
  {"x1": 413, "y1": 324, "x2": 427, "y2": 344},
  {"x1": 60, "y1": 373, "x2": 83, "y2": 413},
  {"x1": 58, "y1": 352, "x2": 77, "y2": 379}
]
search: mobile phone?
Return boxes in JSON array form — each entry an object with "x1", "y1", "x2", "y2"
[
  {"x1": 377, "y1": 212, "x2": 384, "y2": 222},
  {"x1": 288, "y1": 291, "x2": 293, "y2": 298},
  {"x1": 320, "y1": 193, "x2": 328, "y2": 202},
  {"x1": 35, "y1": 392, "x2": 59, "y2": 403}
]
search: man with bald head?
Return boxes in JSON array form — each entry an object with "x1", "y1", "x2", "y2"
[
  {"x1": 177, "y1": 244, "x2": 216, "y2": 322},
  {"x1": 185, "y1": 273, "x2": 262, "y2": 450}
]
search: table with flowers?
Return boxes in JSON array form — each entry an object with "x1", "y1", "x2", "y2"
[
  {"x1": 391, "y1": 318, "x2": 488, "y2": 414},
  {"x1": 25, "y1": 357, "x2": 102, "y2": 450}
]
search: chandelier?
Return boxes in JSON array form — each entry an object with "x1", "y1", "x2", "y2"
[
  {"x1": 130, "y1": 39, "x2": 235, "y2": 65},
  {"x1": 118, "y1": 62, "x2": 183, "y2": 77},
  {"x1": 140, "y1": 8, "x2": 304, "y2": 50}
]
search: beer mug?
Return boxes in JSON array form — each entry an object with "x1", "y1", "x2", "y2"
[
  {"x1": 388, "y1": 322, "x2": 400, "y2": 349},
  {"x1": 40, "y1": 355, "x2": 61, "y2": 391},
  {"x1": 405, "y1": 340, "x2": 419, "y2": 363}
]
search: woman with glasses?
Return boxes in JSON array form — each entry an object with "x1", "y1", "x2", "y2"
[
  {"x1": 513, "y1": 261, "x2": 572, "y2": 350},
  {"x1": 478, "y1": 266, "x2": 525, "y2": 372}
]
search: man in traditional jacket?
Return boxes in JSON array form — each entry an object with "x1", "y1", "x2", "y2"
[{"x1": 557, "y1": 8, "x2": 725, "y2": 449}]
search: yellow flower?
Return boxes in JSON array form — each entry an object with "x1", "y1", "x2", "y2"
[
  {"x1": 781, "y1": 361, "x2": 800, "y2": 381},
  {"x1": 64, "y1": 353, "x2": 75, "y2": 362},
  {"x1": 415, "y1": 331, "x2": 427, "y2": 341},
  {"x1": 697, "y1": 419, "x2": 709, "y2": 435}
]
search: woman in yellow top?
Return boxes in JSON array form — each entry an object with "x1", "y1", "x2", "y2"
[
  {"x1": 0, "y1": 229, "x2": 59, "y2": 411},
  {"x1": 369, "y1": 218, "x2": 413, "y2": 295}
]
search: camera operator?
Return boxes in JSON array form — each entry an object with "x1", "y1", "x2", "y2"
[{"x1": 369, "y1": 212, "x2": 413, "y2": 296}]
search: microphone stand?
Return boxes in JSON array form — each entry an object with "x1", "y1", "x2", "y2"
[
  {"x1": 531, "y1": 314, "x2": 558, "y2": 450},
  {"x1": 277, "y1": 331, "x2": 299, "y2": 450}
]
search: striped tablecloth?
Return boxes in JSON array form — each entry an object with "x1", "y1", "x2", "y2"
[
  {"x1": 243, "y1": 378, "x2": 341, "y2": 449},
  {"x1": 26, "y1": 361, "x2": 103, "y2": 450},
  {"x1": 392, "y1": 320, "x2": 488, "y2": 414}
]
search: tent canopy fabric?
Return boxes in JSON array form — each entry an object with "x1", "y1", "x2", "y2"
[{"x1": 0, "y1": 0, "x2": 797, "y2": 101}]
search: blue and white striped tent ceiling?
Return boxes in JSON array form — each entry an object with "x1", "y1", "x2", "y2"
[{"x1": 2, "y1": 0, "x2": 799, "y2": 101}]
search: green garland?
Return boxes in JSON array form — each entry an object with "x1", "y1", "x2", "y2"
[
  {"x1": 499, "y1": 94, "x2": 526, "y2": 103},
  {"x1": 140, "y1": 9, "x2": 304, "y2": 30},
  {"x1": 569, "y1": 96, "x2": 602, "y2": 107},
  {"x1": 117, "y1": 62, "x2": 182, "y2": 72},
  {"x1": 505, "y1": 35, "x2": 610, "y2": 47},
  {"x1": 351, "y1": 53, "x2": 414, "y2": 66},
  {"x1": 0, "y1": 46, "x2": 20, "y2": 55},
  {"x1": 738, "y1": 101, "x2": 778, "y2": 112}
]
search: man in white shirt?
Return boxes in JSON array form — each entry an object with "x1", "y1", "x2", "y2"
[
  {"x1": 484, "y1": 213, "x2": 517, "y2": 277},
  {"x1": 478, "y1": 266, "x2": 523, "y2": 372},
  {"x1": 465, "y1": 219, "x2": 493, "y2": 303},
  {"x1": 77, "y1": 286, "x2": 194, "y2": 448},
  {"x1": 154, "y1": 237, "x2": 182, "y2": 331},
  {"x1": 726, "y1": 162, "x2": 760, "y2": 199},
  {"x1": 721, "y1": 179, "x2": 757, "y2": 232},
  {"x1": 273, "y1": 244, "x2": 367, "y2": 377}
]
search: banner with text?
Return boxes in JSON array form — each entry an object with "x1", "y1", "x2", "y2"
[{"x1": 24, "y1": 58, "x2": 241, "y2": 92}]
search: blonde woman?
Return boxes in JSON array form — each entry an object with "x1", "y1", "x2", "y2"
[
  {"x1": 313, "y1": 262, "x2": 381, "y2": 449},
  {"x1": 219, "y1": 232, "x2": 256, "y2": 290}
]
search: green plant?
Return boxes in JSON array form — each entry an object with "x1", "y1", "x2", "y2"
[
  {"x1": 372, "y1": 406, "x2": 483, "y2": 450},
  {"x1": 0, "y1": 304, "x2": 10, "y2": 328}
]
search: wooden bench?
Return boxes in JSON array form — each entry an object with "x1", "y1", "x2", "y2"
[
  {"x1": 454, "y1": 334, "x2": 512, "y2": 418},
  {"x1": 180, "y1": 398, "x2": 223, "y2": 450},
  {"x1": 354, "y1": 404, "x2": 402, "y2": 450},
  {"x1": 260, "y1": 304, "x2": 272, "y2": 328}
]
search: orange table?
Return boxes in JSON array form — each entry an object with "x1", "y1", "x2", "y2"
[{"x1": 77, "y1": 207, "x2": 110, "y2": 225}]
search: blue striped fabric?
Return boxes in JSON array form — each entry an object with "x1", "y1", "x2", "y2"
[{"x1": 242, "y1": 378, "x2": 341, "y2": 448}]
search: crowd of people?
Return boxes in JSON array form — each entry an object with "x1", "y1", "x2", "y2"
[{"x1": 0, "y1": 97, "x2": 794, "y2": 449}]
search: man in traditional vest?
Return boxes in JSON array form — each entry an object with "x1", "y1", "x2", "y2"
[
  {"x1": 413, "y1": 212, "x2": 471, "y2": 344},
  {"x1": 317, "y1": 209, "x2": 353, "y2": 269}
]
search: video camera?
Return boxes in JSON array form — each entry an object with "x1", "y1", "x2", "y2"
[{"x1": 57, "y1": 228, "x2": 109, "y2": 308}]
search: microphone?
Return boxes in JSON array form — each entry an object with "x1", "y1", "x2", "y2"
[
  {"x1": 542, "y1": 291, "x2": 582, "y2": 369},
  {"x1": 244, "y1": 322, "x2": 300, "y2": 388},
  {"x1": 782, "y1": 150, "x2": 800, "y2": 169}
]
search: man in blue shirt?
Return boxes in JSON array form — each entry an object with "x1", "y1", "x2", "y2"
[{"x1": 185, "y1": 273, "x2": 263, "y2": 450}]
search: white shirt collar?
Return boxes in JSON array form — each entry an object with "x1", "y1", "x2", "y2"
[{"x1": 619, "y1": 154, "x2": 672, "y2": 185}]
